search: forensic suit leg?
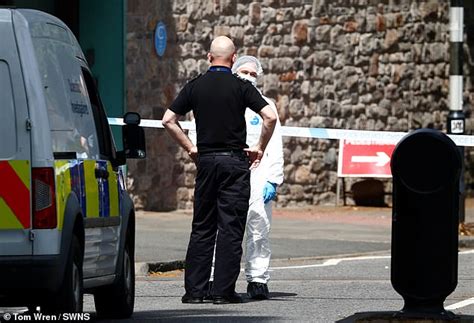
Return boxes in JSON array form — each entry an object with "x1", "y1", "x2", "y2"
[{"x1": 244, "y1": 196, "x2": 272, "y2": 284}]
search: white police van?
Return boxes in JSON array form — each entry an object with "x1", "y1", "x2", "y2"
[{"x1": 0, "y1": 8, "x2": 146, "y2": 317}]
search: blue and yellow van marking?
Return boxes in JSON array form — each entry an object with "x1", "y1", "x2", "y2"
[
  {"x1": 69, "y1": 160, "x2": 87, "y2": 218},
  {"x1": 108, "y1": 162, "x2": 120, "y2": 217},
  {"x1": 54, "y1": 159, "x2": 121, "y2": 228},
  {"x1": 83, "y1": 160, "x2": 99, "y2": 218}
]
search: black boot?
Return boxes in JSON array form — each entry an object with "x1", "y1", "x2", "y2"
[
  {"x1": 247, "y1": 282, "x2": 269, "y2": 300},
  {"x1": 213, "y1": 292, "x2": 243, "y2": 304},
  {"x1": 181, "y1": 294, "x2": 204, "y2": 304}
]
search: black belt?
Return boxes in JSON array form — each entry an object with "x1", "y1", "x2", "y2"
[{"x1": 199, "y1": 150, "x2": 247, "y2": 157}]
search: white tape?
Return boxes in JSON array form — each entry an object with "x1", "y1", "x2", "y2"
[{"x1": 108, "y1": 118, "x2": 474, "y2": 147}]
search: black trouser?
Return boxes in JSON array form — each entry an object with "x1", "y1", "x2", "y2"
[{"x1": 185, "y1": 151, "x2": 250, "y2": 297}]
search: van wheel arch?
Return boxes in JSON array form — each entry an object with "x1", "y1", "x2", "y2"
[
  {"x1": 60, "y1": 193, "x2": 84, "y2": 262},
  {"x1": 93, "y1": 210, "x2": 135, "y2": 318}
]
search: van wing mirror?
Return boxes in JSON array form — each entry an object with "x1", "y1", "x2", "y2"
[{"x1": 122, "y1": 112, "x2": 146, "y2": 159}]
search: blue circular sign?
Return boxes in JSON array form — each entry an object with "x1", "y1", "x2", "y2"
[{"x1": 154, "y1": 22, "x2": 167, "y2": 57}]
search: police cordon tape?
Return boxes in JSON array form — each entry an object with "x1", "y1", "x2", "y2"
[{"x1": 107, "y1": 118, "x2": 474, "y2": 147}]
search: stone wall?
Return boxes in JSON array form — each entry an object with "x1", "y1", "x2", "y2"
[{"x1": 126, "y1": 0, "x2": 474, "y2": 210}]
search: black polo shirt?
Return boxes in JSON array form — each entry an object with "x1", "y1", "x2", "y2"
[{"x1": 170, "y1": 66, "x2": 268, "y2": 153}]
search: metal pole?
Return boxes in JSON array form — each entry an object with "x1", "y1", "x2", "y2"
[{"x1": 448, "y1": 0, "x2": 465, "y2": 223}]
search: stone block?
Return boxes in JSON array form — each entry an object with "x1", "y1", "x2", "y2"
[
  {"x1": 282, "y1": 8, "x2": 294, "y2": 21},
  {"x1": 366, "y1": 14, "x2": 376, "y2": 32},
  {"x1": 279, "y1": 72, "x2": 297, "y2": 82},
  {"x1": 345, "y1": 74, "x2": 359, "y2": 92},
  {"x1": 213, "y1": 25, "x2": 230, "y2": 37},
  {"x1": 289, "y1": 46, "x2": 300, "y2": 57},
  {"x1": 289, "y1": 185, "x2": 304, "y2": 200},
  {"x1": 230, "y1": 26, "x2": 245, "y2": 43},
  {"x1": 388, "y1": 52, "x2": 404, "y2": 63},
  {"x1": 275, "y1": 9, "x2": 284, "y2": 22},
  {"x1": 427, "y1": 43, "x2": 447, "y2": 63},
  {"x1": 258, "y1": 45, "x2": 274, "y2": 57},
  {"x1": 343, "y1": 20, "x2": 358, "y2": 33},
  {"x1": 369, "y1": 53, "x2": 379, "y2": 76},
  {"x1": 249, "y1": 2, "x2": 261, "y2": 25},
  {"x1": 219, "y1": 0, "x2": 236, "y2": 15},
  {"x1": 301, "y1": 80, "x2": 310, "y2": 96},
  {"x1": 384, "y1": 29, "x2": 399, "y2": 50},
  {"x1": 245, "y1": 47, "x2": 258, "y2": 57},
  {"x1": 292, "y1": 20, "x2": 308, "y2": 45},
  {"x1": 176, "y1": 187, "x2": 190, "y2": 201},
  {"x1": 177, "y1": 15, "x2": 189, "y2": 32},
  {"x1": 317, "y1": 192, "x2": 336, "y2": 206},
  {"x1": 276, "y1": 95, "x2": 290, "y2": 123},
  {"x1": 315, "y1": 25, "x2": 331, "y2": 42},
  {"x1": 271, "y1": 35, "x2": 283, "y2": 47},
  {"x1": 419, "y1": 2, "x2": 439, "y2": 21},
  {"x1": 375, "y1": 14, "x2": 385, "y2": 32},
  {"x1": 262, "y1": 7, "x2": 276, "y2": 23},
  {"x1": 289, "y1": 99, "x2": 304, "y2": 119},
  {"x1": 313, "y1": 50, "x2": 332, "y2": 67},
  {"x1": 323, "y1": 147, "x2": 337, "y2": 166},
  {"x1": 385, "y1": 83, "x2": 400, "y2": 100},
  {"x1": 263, "y1": 74, "x2": 280, "y2": 95},
  {"x1": 295, "y1": 166, "x2": 314, "y2": 185},
  {"x1": 282, "y1": 34, "x2": 292, "y2": 45}
]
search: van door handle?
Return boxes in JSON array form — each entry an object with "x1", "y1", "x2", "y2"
[{"x1": 95, "y1": 168, "x2": 109, "y2": 179}]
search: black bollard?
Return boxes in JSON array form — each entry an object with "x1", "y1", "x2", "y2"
[{"x1": 390, "y1": 129, "x2": 462, "y2": 316}]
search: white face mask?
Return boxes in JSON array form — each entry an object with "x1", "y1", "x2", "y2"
[{"x1": 238, "y1": 73, "x2": 257, "y2": 87}]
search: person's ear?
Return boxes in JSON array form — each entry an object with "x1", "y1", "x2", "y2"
[
  {"x1": 231, "y1": 53, "x2": 237, "y2": 64},
  {"x1": 207, "y1": 52, "x2": 213, "y2": 63}
]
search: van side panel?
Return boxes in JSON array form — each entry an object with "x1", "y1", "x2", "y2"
[
  {"x1": 0, "y1": 61, "x2": 17, "y2": 158},
  {"x1": 0, "y1": 9, "x2": 32, "y2": 256},
  {"x1": 12, "y1": 10, "x2": 53, "y2": 168}
]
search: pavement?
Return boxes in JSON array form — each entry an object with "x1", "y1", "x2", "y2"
[{"x1": 135, "y1": 199, "x2": 474, "y2": 275}]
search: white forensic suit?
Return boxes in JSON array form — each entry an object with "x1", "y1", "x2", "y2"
[{"x1": 244, "y1": 95, "x2": 284, "y2": 284}]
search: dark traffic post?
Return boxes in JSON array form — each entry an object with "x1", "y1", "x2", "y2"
[{"x1": 390, "y1": 129, "x2": 462, "y2": 317}]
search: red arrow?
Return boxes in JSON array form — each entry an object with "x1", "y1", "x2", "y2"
[{"x1": 0, "y1": 162, "x2": 30, "y2": 228}]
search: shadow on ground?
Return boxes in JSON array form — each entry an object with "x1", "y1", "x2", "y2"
[
  {"x1": 95, "y1": 293, "x2": 298, "y2": 322},
  {"x1": 336, "y1": 311, "x2": 474, "y2": 323},
  {"x1": 96, "y1": 309, "x2": 280, "y2": 322}
]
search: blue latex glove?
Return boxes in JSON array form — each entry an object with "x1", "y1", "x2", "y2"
[{"x1": 263, "y1": 182, "x2": 277, "y2": 204}]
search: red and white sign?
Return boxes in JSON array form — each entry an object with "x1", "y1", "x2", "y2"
[{"x1": 337, "y1": 140, "x2": 396, "y2": 177}]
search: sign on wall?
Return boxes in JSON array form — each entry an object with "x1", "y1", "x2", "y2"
[
  {"x1": 337, "y1": 140, "x2": 396, "y2": 178},
  {"x1": 154, "y1": 21, "x2": 167, "y2": 57}
]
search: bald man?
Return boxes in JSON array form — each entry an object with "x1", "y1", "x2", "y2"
[{"x1": 163, "y1": 36, "x2": 277, "y2": 304}]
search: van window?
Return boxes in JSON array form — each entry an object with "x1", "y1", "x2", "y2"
[
  {"x1": 0, "y1": 61, "x2": 16, "y2": 159},
  {"x1": 81, "y1": 68, "x2": 116, "y2": 161},
  {"x1": 30, "y1": 23, "x2": 99, "y2": 160}
]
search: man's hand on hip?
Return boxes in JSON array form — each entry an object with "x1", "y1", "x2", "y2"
[
  {"x1": 244, "y1": 146, "x2": 263, "y2": 169},
  {"x1": 188, "y1": 146, "x2": 198, "y2": 163}
]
